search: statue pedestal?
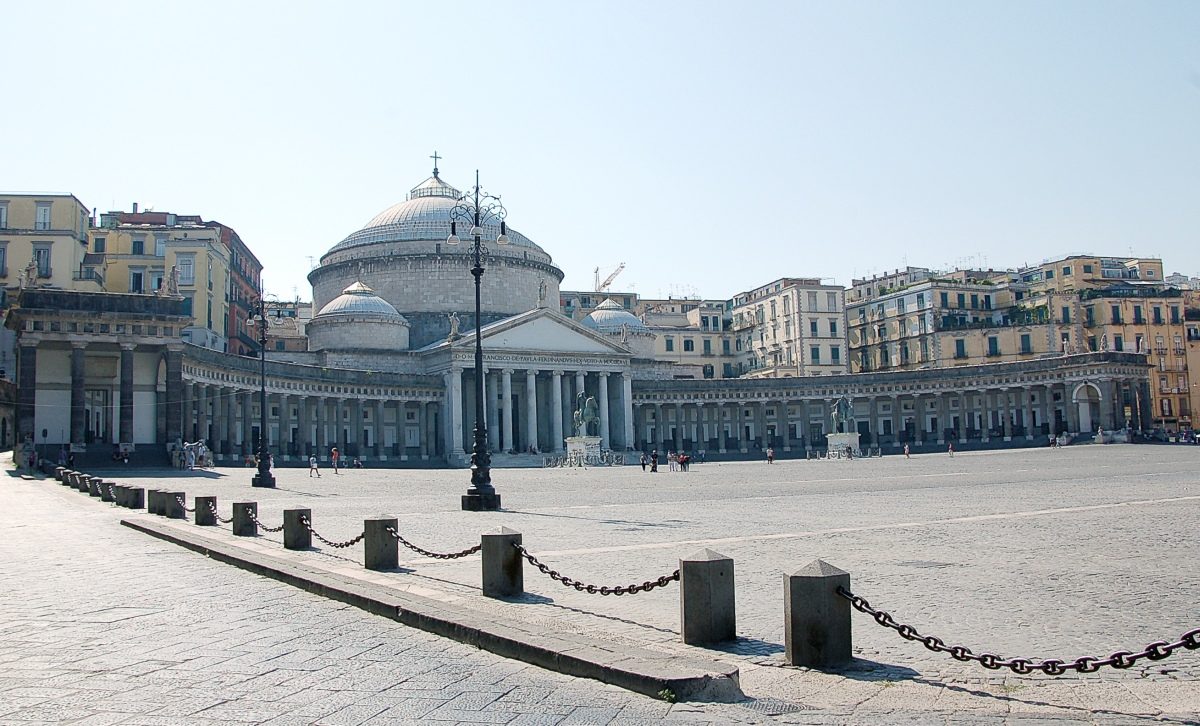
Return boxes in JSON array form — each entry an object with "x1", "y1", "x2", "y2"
[
  {"x1": 564, "y1": 436, "x2": 602, "y2": 466},
  {"x1": 826, "y1": 432, "x2": 861, "y2": 457}
]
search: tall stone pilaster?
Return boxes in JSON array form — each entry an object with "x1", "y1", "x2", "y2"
[{"x1": 70, "y1": 342, "x2": 87, "y2": 446}]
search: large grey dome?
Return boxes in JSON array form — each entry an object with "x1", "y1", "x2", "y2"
[
  {"x1": 316, "y1": 282, "x2": 404, "y2": 318},
  {"x1": 582, "y1": 299, "x2": 650, "y2": 334},
  {"x1": 325, "y1": 173, "x2": 542, "y2": 258}
]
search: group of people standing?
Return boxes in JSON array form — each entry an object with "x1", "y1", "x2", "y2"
[
  {"x1": 638, "y1": 450, "x2": 699, "y2": 472},
  {"x1": 308, "y1": 447, "x2": 364, "y2": 477}
]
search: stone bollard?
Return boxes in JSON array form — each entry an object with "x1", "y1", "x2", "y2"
[
  {"x1": 283, "y1": 509, "x2": 312, "y2": 550},
  {"x1": 54, "y1": 466, "x2": 65, "y2": 482},
  {"x1": 58, "y1": 469, "x2": 72, "y2": 485},
  {"x1": 146, "y1": 489, "x2": 161, "y2": 515},
  {"x1": 232, "y1": 502, "x2": 257, "y2": 536},
  {"x1": 679, "y1": 549, "x2": 737, "y2": 645},
  {"x1": 78, "y1": 474, "x2": 91, "y2": 493},
  {"x1": 194, "y1": 496, "x2": 216, "y2": 526},
  {"x1": 363, "y1": 517, "x2": 398, "y2": 571},
  {"x1": 481, "y1": 527, "x2": 523, "y2": 597},
  {"x1": 112, "y1": 484, "x2": 127, "y2": 506},
  {"x1": 69, "y1": 472, "x2": 82, "y2": 491},
  {"x1": 785, "y1": 560, "x2": 852, "y2": 668},
  {"x1": 163, "y1": 492, "x2": 186, "y2": 520},
  {"x1": 64, "y1": 470, "x2": 78, "y2": 487},
  {"x1": 87, "y1": 477, "x2": 102, "y2": 497},
  {"x1": 125, "y1": 487, "x2": 145, "y2": 509},
  {"x1": 99, "y1": 480, "x2": 115, "y2": 503}
]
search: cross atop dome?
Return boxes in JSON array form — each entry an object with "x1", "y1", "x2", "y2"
[{"x1": 430, "y1": 150, "x2": 441, "y2": 178}]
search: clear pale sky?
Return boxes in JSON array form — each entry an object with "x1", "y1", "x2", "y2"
[{"x1": 4, "y1": 1, "x2": 1198, "y2": 301}]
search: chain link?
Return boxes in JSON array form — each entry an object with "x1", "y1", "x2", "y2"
[
  {"x1": 174, "y1": 495, "x2": 196, "y2": 514},
  {"x1": 208, "y1": 501, "x2": 234, "y2": 525},
  {"x1": 384, "y1": 526, "x2": 481, "y2": 559},
  {"x1": 514, "y1": 543, "x2": 679, "y2": 595},
  {"x1": 245, "y1": 509, "x2": 285, "y2": 533},
  {"x1": 299, "y1": 516, "x2": 364, "y2": 549},
  {"x1": 839, "y1": 586, "x2": 1200, "y2": 675}
]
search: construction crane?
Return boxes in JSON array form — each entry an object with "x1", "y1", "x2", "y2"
[{"x1": 594, "y1": 262, "x2": 625, "y2": 292}]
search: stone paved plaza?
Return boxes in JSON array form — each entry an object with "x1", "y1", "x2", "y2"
[{"x1": 3, "y1": 445, "x2": 1199, "y2": 724}]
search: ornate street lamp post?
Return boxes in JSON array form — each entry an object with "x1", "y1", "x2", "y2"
[
  {"x1": 447, "y1": 170, "x2": 509, "y2": 511},
  {"x1": 250, "y1": 294, "x2": 278, "y2": 488}
]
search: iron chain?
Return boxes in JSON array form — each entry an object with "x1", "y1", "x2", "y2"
[
  {"x1": 174, "y1": 495, "x2": 196, "y2": 513},
  {"x1": 514, "y1": 543, "x2": 679, "y2": 595},
  {"x1": 245, "y1": 509, "x2": 285, "y2": 533},
  {"x1": 385, "y1": 526, "x2": 481, "y2": 560},
  {"x1": 208, "y1": 501, "x2": 234, "y2": 524},
  {"x1": 299, "y1": 516, "x2": 364, "y2": 549},
  {"x1": 839, "y1": 586, "x2": 1200, "y2": 675}
]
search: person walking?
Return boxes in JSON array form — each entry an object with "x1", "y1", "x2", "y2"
[
  {"x1": 639, "y1": 452, "x2": 648, "y2": 471},
  {"x1": 766, "y1": 446, "x2": 775, "y2": 464},
  {"x1": 650, "y1": 450, "x2": 659, "y2": 472},
  {"x1": 330, "y1": 446, "x2": 340, "y2": 474},
  {"x1": 903, "y1": 442, "x2": 910, "y2": 459},
  {"x1": 309, "y1": 455, "x2": 321, "y2": 477},
  {"x1": 947, "y1": 442, "x2": 954, "y2": 457}
]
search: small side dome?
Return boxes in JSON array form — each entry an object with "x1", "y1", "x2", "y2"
[
  {"x1": 316, "y1": 281, "x2": 403, "y2": 318},
  {"x1": 582, "y1": 299, "x2": 650, "y2": 334}
]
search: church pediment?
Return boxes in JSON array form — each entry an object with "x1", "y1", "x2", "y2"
[
  {"x1": 421, "y1": 309, "x2": 631, "y2": 357},
  {"x1": 482, "y1": 312, "x2": 627, "y2": 354}
]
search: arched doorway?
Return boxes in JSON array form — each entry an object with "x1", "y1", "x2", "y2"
[{"x1": 1072, "y1": 383, "x2": 1103, "y2": 434}]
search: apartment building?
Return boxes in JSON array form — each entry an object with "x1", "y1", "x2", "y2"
[{"x1": 729, "y1": 278, "x2": 848, "y2": 378}]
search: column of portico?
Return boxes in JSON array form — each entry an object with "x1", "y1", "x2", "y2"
[
  {"x1": 716, "y1": 402, "x2": 727, "y2": 453},
  {"x1": 241, "y1": 390, "x2": 254, "y2": 455},
  {"x1": 1064, "y1": 384, "x2": 1079, "y2": 433},
  {"x1": 525, "y1": 370, "x2": 539, "y2": 452},
  {"x1": 734, "y1": 402, "x2": 747, "y2": 453},
  {"x1": 421, "y1": 400, "x2": 433, "y2": 458},
  {"x1": 446, "y1": 369, "x2": 464, "y2": 456},
  {"x1": 912, "y1": 395, "x2": 924, "y2": 445},
  {"x1": 486, "y1": 371, "x2": 500, "y2": 450},
  {"x1": 297, "y1": 395, "x2": 310, "y2": 458},
  {"x1": 800, "y1": 400, "x2": 811, "y2": 453},
  {"x1": 1103, "y1": 380, "x2": 1120, "y2": 430},
  {"x1": 198, "y1": 384, "x2": 211, "y2": 445},
  {"x1": 867, "y1": 397, "x2": 878, "y2": 448},
  {"x1": 891, "y1": 396, "x2": 902, "y2": 447},
  {"x1": 1001, "y1": 388, "x2": 1013, "y2": 441},
  {"x1": 165, "y1": 347, "x2": 183, "y2": 445},
  {"x1": 314, "y1": 396, "x2": 327, "y2": 456},
  {"x1": 118, "y1": 343, "x2": 136, "y2": 446},
  {"x1": 980, "y1": 390, "x2": 991, "y2": 442},
  {"x1": 957, "y1": 393, "x2": 968, "y2": 443},
  {"x1": 182, "y1": 381, "x2": 193, "y2": 440},
  {"x1": 551, "y1": 371, "x2": 564, "y2": 452},
  {"x1": 373, "y1": 400, "x2": 384, "y2": 457},
  {"x1": 936, "y1": 393, "x2": 947, "y2": 445},
  {"x1": 16, "y1": 342, "x2": 36, "y2": 445},
  {"x1": 621, "y1": 373, "x2": 634, "y2": 451},
  {"x1": 213, "y1": 387, "x2": 229, "y2": 456},
  {"x1": 672, "y1": 403, "x2": 683, "y2": 452},
  {"x1": 654, "y1": 403, "x2": 665, "y2": 452},
  {"x1": 780, "y1": 400, "x2": 791, "y2": 452},
  {"x1": 754, "y1": 401, "x2": 767, "y2": 449},
  {"x1": 1023, "y1": 388, "x2": 1034, "y2": 440},
  {"x1": 1042, "y1": 385, "x2": 1054, "y2": 436},
  {"x1": 277, "y1": 394, "x2": 291, "y2": 457},
  {"x1": 350, "y1": 398, "x2": 363, "y2": 456},
  {"x1": 70, "y1": 342, "x2": 87, "y2": 447},
  {"x1": 597, "y1": 373, "x2": 610, "y2": 449},
  {"x1": 501, "y1": 369, "x2": 513, "y2": 453}
]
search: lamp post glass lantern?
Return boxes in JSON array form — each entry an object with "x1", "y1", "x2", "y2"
[
  {"x1": 447, "y1": 169, "x2": 509, "y2": 511},
  {"x1": 250, "y1": 295, "x2": 281, "y2": 488}
]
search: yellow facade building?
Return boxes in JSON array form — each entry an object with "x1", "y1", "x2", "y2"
[
  {"x1": 0, "y1": 193, "x2": 97, "y2": 295},
  {"x1": 91, "y1": 210, "x2": 230, "y2": 351}
]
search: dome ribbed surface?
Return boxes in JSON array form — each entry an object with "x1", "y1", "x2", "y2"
[
  {"x1": 325, "y1": 174, "x2": 542, "y2": 256},
  {"x1": 582, "y1": 299, "x2": 650, "y2": 334},
  {"x1": 316, "y1": 281, "x2": 405, "y2": 318}
]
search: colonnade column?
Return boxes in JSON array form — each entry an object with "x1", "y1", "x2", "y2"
[
  {"x1": 958, "y1": 394, "x2": 968, "y2": 443},
  {"x1": 164, "y1": 347, "x2": 183, "y2": 445},
  {"x1": 755, "y1": 401, "x2": 767, "y2": 449},
  {"x1": 1023, "y1": 390, "x2": 1034, "y2": 440},
  {"x1": 551, "y1": 370, "x2": 564, "y2": 452},
  {"x1": 597, "y1": 373, "x2": 610, "y2": 449},
  {"x1": 501, "y1": 369, "x2": 513, "y2": 453},
  {"x1": 1042, "y1": 385, "x2": 1054, "y2": 436},
  {"x1": 936, "y1": 393, "x2": 947, "y2": 445},
  {"x1": 367, "y1": 400, "x2": 379, "y2": 457},
  {"x1": 278, "y1": 394, "x2": 291, "y2": 458},
  {"x1": 891, "y1": 396, "x2": 901, "y2": 447},
  {"x1": 422, "y1": 400, "x2": 434, "y2": 458},
  {"x1": 486, "y1": 370, "x2": 500, "y2": 450},
  {"x1": 655, "y1": 403, "x2": 665, "y2": 452},
  {"x1": 800, "y1": 400, "x2": 811, "y2": 453},
  {"x1": 447, "y1": 368, "x2": 464, "y2": 456},
  {"x1": 213, "y1": 387, "x2": 229, "y2": 456},
  {"x1": 298, "y1": 395, "x2": 311, "y2": 458},
  {"x1": 980, "y1": 391, "x2": 991, "y2": 442},
  {"x1": 734, "y1": 403, "x2": 746, "y2": 452},
  {"x1": 717, "y1": 403, "x2": 728, "y2": 453},
  {"x1": 1065, "y1": 385, "x2": 1079, "y2": 433},
  {"x1": 182, "y1": 381, "x2": 193, "y2": 441},
  {"x1": 196, "y1": 384, "x2": 209, "y2": 446},
  {"x1": 123, "y1": 346, "x2": 141, "y2": 446},
  {"x1": 70, "y1": 342, "x2": 86, "y2": 447},
  {"x1": 525, "y1": 370, "x2": 539, "y2": 452},
  {"x1": 867, "y1": 397, "x2": 878, "y2": 448},
  {"x1": 913, "y1": 395, "x2": 924, "y2": 445},
  {"x1": 241, "y1": 390, "x2": 254, "y2": 455},
  {"x1": 621, "y1": 373, "x2": 634, "y2": 451},
  {"x1": 780, "y1": 400, "x2": 791, "y2": 452},
  {"x1": 1002, "y1": 389, "x2": 1013, "y2": 440},
  {"x1": 673, "y1": 403, "x2": 683, "y2": 452}
]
